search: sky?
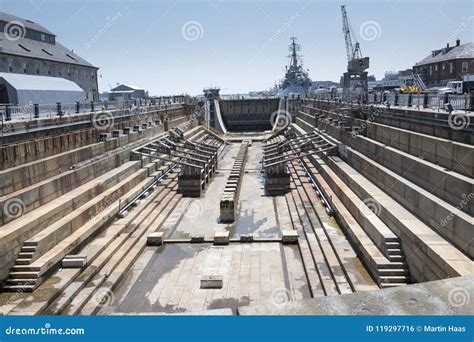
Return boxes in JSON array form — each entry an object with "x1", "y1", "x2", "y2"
[{"x1": 0, "y1": 0, "x2": 473, "y2": 96}]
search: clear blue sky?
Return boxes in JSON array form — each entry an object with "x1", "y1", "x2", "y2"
[{"x1": 1, "y1": 0, "x2": 472, "y2": 95}]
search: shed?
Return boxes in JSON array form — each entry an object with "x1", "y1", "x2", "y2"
[{"x1": 0, "y1": 72, "x2": 85, "y2": 105}]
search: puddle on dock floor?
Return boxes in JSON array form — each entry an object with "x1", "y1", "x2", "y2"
[{"x1": 103, "y1": 242, "x2": 310, "y2": 314}]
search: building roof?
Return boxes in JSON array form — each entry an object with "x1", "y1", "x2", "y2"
[
  {"x1": 110, "y1": 84, "x2": 144, "y2": 91},
  {"x1": 0, "y1": 72, "x2": 83, "y2": 91},
  {"x1": 0, "y1": 12, "x2": 97, "y2": 68},
  {"x1": 0, "y1": 11, "x2": 54, "y2": 36},
  {"x1": 415, "y1": 42, "x2": 474, "y2": 66}
]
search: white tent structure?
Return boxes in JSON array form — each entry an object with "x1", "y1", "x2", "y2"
[{"x1": 0, "y1": 72, "x2": 85, "y2": 105}]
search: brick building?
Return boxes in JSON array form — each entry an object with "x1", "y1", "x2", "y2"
[{"x1": 413, "y1": 39, "x2": 473, "y2": 87}]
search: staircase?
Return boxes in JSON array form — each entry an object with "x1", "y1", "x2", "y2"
[
  {"x1": 4, "y1": 242, "x2": 40, "y2": 291},
  {"x1": 378, "y1": 238, "x2": 410, "y2": 288}
]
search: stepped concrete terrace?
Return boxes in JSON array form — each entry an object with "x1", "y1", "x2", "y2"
[{"x1": 0, "y1": 96, "x2": 472, "y2": 316}]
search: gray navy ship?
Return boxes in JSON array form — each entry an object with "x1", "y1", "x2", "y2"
[{"x1": 278, "y1": 37, "x2": 312, "y2": 97}]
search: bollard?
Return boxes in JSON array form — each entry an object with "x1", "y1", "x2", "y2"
[
  {"x1": 394, "y1": 93, "x2": 399, "y2": 106},
  {"x1": 104, "y1": 101, "x2": 108, "y2": 109},
  {"x1": 407, "y1": 94, "x2": 412, "y2": 107},
  {"x1": 75, "y1": 101, "x2": 80, "y2": 114},
  {"x1": 443, "y1": 93, "x2": 449, "y2": 108},
  {"x1": 90, "y1": 101, "x2": 95, "y2": 112},
  {"x1": 34, "y1": 103, "x2": 39, "y2": 118},
  {"x1": 5, "y1": 105, "x2": 11, "y2": 121},
  {"x1": 423, "y1": 93, "x2": 428, "y2": 108},
  {"x1": 56, "y1": 102, "x2": 62, "y2": 116}
]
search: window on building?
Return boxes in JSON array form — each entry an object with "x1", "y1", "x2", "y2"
[
  {"x1": 18, "y1": 44, "x2": 31, "y2": 52},
  {"x1": 24, "y1": 68, "x2": 27, "y2": 73},
  {"x1": 462, "y1": 62, "x2": 468, "y2": 73},
  {"x1": 36, "y1": 69, "x2": 40, "y2": 74},
  {"x1": 66, "y1": 54, "x2": 77, "y2": 62},
  {"x1": 9, "y1": 66, "x2": 12, "y2": 72},
  {"x1": 48, "y1": 70, "x2": 51, "y2": 75},
  {"x1": 434, "y1": 65, "x2": 438, "y2": 72},
  {"x1": 59, "y1": 71, "x2": 62, "y2": 76},
  {"x1": 429, "y1": 66, "x2": 432, "y2": 75},
  {"x1": 40, "y1": 33, "x2": 46, "y2": 41},
  {"x1": 442, "y1": 63, "x2": 445, "y2": 72},
  {"x1": 449, "y1": 63, "x2": 454, "y2": 74},
  {"x1": 41, "y1": 48, "x2": 53, "y2": 56}
]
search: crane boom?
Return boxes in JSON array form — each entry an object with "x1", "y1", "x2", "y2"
[{"x1": 341, "y1": 5, "x2": 353, "y2": 63}]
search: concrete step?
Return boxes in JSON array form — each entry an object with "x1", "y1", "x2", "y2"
[
  {"x1": 388, "y1": 255, "x2": 405, "y2": 262},
  {"x1": 2, "y1": 284, "x2": 36, "y2": 292},
  {"x1": 333, "y1": 145, "x2": 472, "y2": 259},
  {"x1": 21, "y1": 160, "x2": 159, "y2": 264},
  {"x1": 376, "y1": 262, "x2": 406, "y2": 269},
  {"x1": 21, "y1": 246, "x2": 36, "y2": 253},
  {"x1": 18, "y1": 252, "x2": 34, "y2": 259},
  {"x1": 380, "y1": 282, "x2": 408, "y2": 288},
  {"x1": 352, "y1": 134, "x2": 473, "y2": 216},
  {"x1": 317, "y1": 145, "x2": 474, "y2": 281},
  {"x1": 6, "y1": 278, "x2": 38, "y2": 286},
  {"x1": 379, "y1": 275, "x2": 409, "y2": 284},
  {"x1": 387, "y1": 249, "x2": 403, "y2": 256},
  {"x1": 377, "y1": 268, "x2": 409, "y2": 276},
  {"x1": 11, "y1": 264, "x2": 41, "y2": 272},
  {"x1": 15, "y1": 259, "x2": 32, "y2": 265},
  {"x1": 8, "y1": 271, "x2": 40, "y2": 279},
  {"x1": 365, "y1": 121, "x2": 472, "y2": 178},
  {"x1": 10, "y1": 161, "x2": 174, "y2": 288},
  {"x1": 23, "y1": 241, "x2": 38, "y2": 247}
]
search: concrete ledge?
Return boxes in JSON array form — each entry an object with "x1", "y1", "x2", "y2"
[
  {"x1": 238, "y1": 275, "x2": 474, "y2": 315},
  {"x1": 201, "y1": 275, "x2": 223, "y2": 289},
  {"x1": 214, "y1": 231, "x2": 230, "y2": 245},
  {"x1": 281, "y1": 230, "x2": 299, "y2": 244},
  {"x1": 147, "y1": 232, "x2": 164, "y2": 246}
]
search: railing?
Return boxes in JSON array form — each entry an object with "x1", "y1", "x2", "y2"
[
  {"x1": 0, "y1": 97, "x2": 189, "y2": 122},
  {"x1": 303, "y1": 92, "x2": 472, "y2": 112}
]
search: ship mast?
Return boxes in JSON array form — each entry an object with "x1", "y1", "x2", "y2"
[{"x1": 289, "y1": 36, "x2": 300, "y2": 68}]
